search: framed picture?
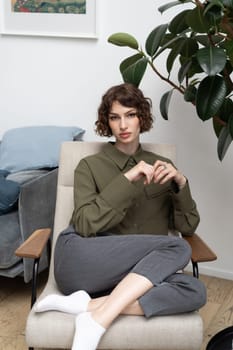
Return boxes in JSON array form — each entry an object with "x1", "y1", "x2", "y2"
[{"x1": 0, "y1": 0, "x2": 97, "y2": 38}]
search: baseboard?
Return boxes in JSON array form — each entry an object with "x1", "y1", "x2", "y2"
[{"x1": 186, "y1": 264, "x2": 233, "y2": 280}]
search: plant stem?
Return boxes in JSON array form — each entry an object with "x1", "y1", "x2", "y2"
[
  {"x1": 214, "y1": 115, "x2": 227, "y2": 127},
  {"x1": 148, "y1": 60, "x2": 184, "y2": 94}
]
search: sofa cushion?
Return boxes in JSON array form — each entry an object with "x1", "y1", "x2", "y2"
[
  {"x1": 7, "y1": 169, "x2": 50, "y2": 185},
  {"x1": 0, "y1": 170, "x2": 20, "y2": 215},
  {"x1": 0, "y1": 126, "x2": 85, "y2": 173}
]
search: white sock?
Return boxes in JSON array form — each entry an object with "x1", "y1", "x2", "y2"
[
  {"x1": 72, "y1": 312, "x2": 106, "y2": 350},
  {"x1": 34, "y1": 290, "x2": 91, "y2": 314}
]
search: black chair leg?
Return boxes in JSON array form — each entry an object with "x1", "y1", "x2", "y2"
[
  {"x1": 47, "y1": 238, "x2": 51, "y2": 265},
  {"x1": 31, "y1": 257, "x2": 40, "y2": 308},
  {"x1": 27, "y1": 241, "x2": 50, "y2": 349},
  {"x1": 192, "y1": 261, "x2": 199, "y2": 279}
]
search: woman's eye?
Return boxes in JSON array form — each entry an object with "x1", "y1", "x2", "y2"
[
  {"x1": 109, "y1": 115, "x2": 119, "y2": 121},
  {"x1": 127, "y1": 113, "x2": 137, "y2": 118}
]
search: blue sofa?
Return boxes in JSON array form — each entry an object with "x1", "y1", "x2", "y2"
[
  {"x1": 0, "y1": 125, "x2": 85, "y2": 282},
  {"x1": 0, "y1": 167, "x2": 58, "y2": 282}
]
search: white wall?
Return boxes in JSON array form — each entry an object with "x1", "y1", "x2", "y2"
[{"x1": 0, "y1": 0, "x2": 232, "y2": 279}]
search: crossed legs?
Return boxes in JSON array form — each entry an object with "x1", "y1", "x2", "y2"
[
  {"x1": 72, "y1": 272, "x2": 152, "y2": 349},
  {"x1": 35, "y1": 232, "x2": 206, "y2": 350},
  {"x1": 35, "y1": 272, "x2": 151, "y2": 350}
]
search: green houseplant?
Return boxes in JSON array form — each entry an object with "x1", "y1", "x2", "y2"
[{"x1": 108, "y1": 0, "x2": 233, "y2": 160}]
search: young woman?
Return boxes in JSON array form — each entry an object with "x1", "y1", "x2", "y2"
[{"x1": 35, "y1": 83, "x2": 206, "y2": 350}]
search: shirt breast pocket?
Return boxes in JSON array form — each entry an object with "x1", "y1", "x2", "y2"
[{"x1": 144, "y1": 182, "x2": 170, "y2": 199}]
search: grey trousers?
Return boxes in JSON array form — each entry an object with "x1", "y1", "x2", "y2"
[{"x1": 54, "y1": 225, "x2": 206, "y2": 318}]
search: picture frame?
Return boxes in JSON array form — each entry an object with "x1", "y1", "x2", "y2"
[{"x1": 0, "y1": 1, "x2": 97, "y2": 39}]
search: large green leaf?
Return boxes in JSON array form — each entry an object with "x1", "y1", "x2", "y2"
[
  {"x1": 158, "y1": 0, "x2": 192, "y2": 14},
  {"x1": 120, "y1": 56, "x2": 148, "y2": 87},
  {"x1": 178, "y1": 59, "x2": 193, "y2": 83},
  {"x1": 219, "y1": 61, "x2": 233, "y2": 95},
  {"x1": 159, "y1": 89, "x2": 174, "y2": 120},
  {"x1": 145, "y1": 24, "x2": 168, "y2": 57},
  {"x1": 204, "y1": 0, "x2": 224, "y2": 15},
  {"x1": 180, "y1": 56, "x2": 203, "y2": 77},
  {"x1": 120, "y1": 53, "x2": 144, "y2": 73},
  {"x1": 204, "y1": 0, "x2": 224, "y2": 25},
  {"x1": 218, "y1": 98, "x2": 233, "y2": 123},
  {"x1": 196, "y1": 47, "x2": 227, "y2": 75},
  {"x1": 166, "y1": 36, "x2": 198, "y2": 75},
  {"x1": 186, "y1": 7, "x2": 212, "y2": 33},
  {"x1": 169, "y1": 10, "x2": 191, "y2": 34},
  {"x1": 180, "y1": 38, "x2": 199, "y2": 57},
  {"x1": 196, "y1": 76, "x2": 227, "y2": 120},
  {"x1": 153, "y1": 33, "x2": 187, "y2": 59},
  {"x1": 184, "y1": 84, "x2": 197, "y2": 102},
  {"x1": 222, "y1": 0, "x2": 233, "y2": 9},
  {"x1": 196, "y1": 34, "x2": 223, "y2": 47},
  {"x1": 166, "y1": 38, "x2": 186, "y2": 73},
  {"x1": 160, "y1": 33, "x2": 177, "y2": 48},
  {"x1": 184, "y1": 84, "x2": 197, "y2": 103},
  {"x1": 108, "y1": 33, "x2": 139, "y2": 50},
  {"x1": 168, "y1": 10, "x2": 191, "y2": 34},
  {"x1": 213, "y1": 116, "x2": 223, "y2": 137},
  {"x1": 220, "y1": 60, "x2": 233, "y2": 78},
  {"x1": 217, "y1": 126, "x2": 232, "y2": 160}
]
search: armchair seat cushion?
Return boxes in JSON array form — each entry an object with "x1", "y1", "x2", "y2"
[
  {"x1": 28, "y1": 281, "x2": 203, "y2": 349},
  {"x1": 27, "y1": 310, "x2": 203, "y2": 350}
]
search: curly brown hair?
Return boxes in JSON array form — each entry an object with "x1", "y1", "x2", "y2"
[{"x1": 95, "y1": 83, "x2": 153, "y2": 137}]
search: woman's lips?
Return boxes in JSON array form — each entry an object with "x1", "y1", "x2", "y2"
[{"x1": 119, "y1": 132, "x2": 131, "y2": 139}]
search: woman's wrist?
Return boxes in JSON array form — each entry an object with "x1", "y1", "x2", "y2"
[
  {"x1": 174, "y1": 173, "x2": 187, "y2": 190},
  {"x1": 124, "y1": 171, "x2": 133, "y2": 182}
]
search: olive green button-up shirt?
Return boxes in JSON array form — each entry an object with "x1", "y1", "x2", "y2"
[{"x1": 70, "y1": 143, "x2": 200, "y2": 237}]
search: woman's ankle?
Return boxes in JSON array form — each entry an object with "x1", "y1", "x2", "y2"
[
  {"x1": 91, "y1": 304, "x2": 117, "y2": 329},
  {"x1": 87, "y1": 296, "x2": 107, "y2": 312}
]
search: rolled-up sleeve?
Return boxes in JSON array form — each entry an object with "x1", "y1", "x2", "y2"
[{"x1": 171, "y1": 181, "x2": 200, "y2": 236}]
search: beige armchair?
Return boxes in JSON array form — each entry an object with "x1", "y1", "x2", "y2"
[{"x1": 16, "y1": 141, "x2": 217, "y2": 350}]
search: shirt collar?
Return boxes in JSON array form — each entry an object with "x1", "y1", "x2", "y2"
[{"x1": 103, "y1": 142, "x2": 144, "y2": 170}]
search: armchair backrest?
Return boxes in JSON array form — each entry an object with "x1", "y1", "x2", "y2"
[
  {"x1": 49, "y1": 141, "x2": 176, "y2": 282},
  {"x1": 53, "y1": 141, "x2": 176, "y2": 239}
]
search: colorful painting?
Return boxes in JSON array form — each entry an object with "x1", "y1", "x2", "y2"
[
  {"x1": 11, "y1": 0, "x2": 86, "y2": 14},
  {"x1": 1, "y1": 0, "x2": 96, "y2": 38}
]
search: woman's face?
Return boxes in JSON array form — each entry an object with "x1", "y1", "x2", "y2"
[{"x1": 108, "y1": 101, "x2": 141, "y2": 148}]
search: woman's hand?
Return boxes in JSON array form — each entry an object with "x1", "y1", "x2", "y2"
[
  {"x1": 124, "y1": 160, "x2": 186, "y2": 188},
  {"x1": 124, "y1": 160, "x2": 156, "y2": 185},
  {"x1": 153, "y1": 160, "x2": 186, "y2": 189}
]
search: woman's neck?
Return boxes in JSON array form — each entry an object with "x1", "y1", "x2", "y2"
[{"x1": 114, "y1": 139, "x2": 139, "y2": 155}]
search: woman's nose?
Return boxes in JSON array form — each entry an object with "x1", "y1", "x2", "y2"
[{"x1": 120, "y1": 117, "x2": 127, "y2": 129}]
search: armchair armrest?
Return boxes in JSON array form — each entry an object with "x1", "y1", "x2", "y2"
[
  {"x1": 15, "y1": 228, "x2": 52, "y2": 307},
  {"x1": 183, "y1": 233, "x2": 217, "y2": 263},
  {"x1": 15, "y1": 228, "x2": 52, "y2": 259},
  {"x1": 183, "y1": 233, "x2": 217, "y2": 278}
]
